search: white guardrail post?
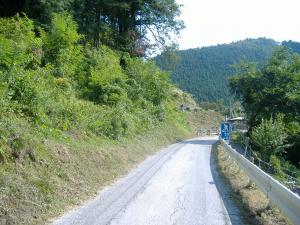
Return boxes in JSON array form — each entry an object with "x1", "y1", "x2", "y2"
[{"x1": 220, "y1": 138, "x2": 300, "y2": 225}]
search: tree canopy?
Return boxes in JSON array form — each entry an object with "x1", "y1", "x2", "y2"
[
  {"x1": 0, "y1": 0, "x2": 184, "y2": 56},
  {"x1": 230, "y1": 47, "x2": 300, "y2": 164}
]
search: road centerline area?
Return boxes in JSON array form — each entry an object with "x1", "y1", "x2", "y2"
[{"x1": 53, "y1": 136, "x2": 245, "y2": 225}]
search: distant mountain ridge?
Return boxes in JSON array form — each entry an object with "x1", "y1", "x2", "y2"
[
  {"x1": 282, "y1": 40, "x2": 300, "y2": 55},
  {"x1": 156, "y1": 38, "x2": 300, "y2": 103}
]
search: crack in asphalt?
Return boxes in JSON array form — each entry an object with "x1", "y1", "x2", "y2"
[
  {"x1": 53, "y1": 142, "x2": 185, "y2": 225},
  {"x1": 170, "y1": 184, "x2": 186, "y2": 225},
  {"x1": 53, "y1": 137, "x2": 247, "y2": 225}
]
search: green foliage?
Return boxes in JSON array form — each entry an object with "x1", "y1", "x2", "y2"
[
  {"x1": 125, "y1": 58, "x2": 170, "y2": 105},
  {"x1": 41, "y1": 13, "x2": 83, "y2": 79},
  {"x1": 81, "y1": 46, "x2": 127, "y2": 105},
  {"x1": 230, "y1": 131, "x2": 245, "y2": 145},
  {"x1": 155, "y1": 44, "x2": 181, "y2": 72},
  {"x1": 72, "y1": 0, "x2": 184, "y2": 55},
  {"x1": 0, "y1": 15, "x2": 44, "y2": 117},
  {"x1": 7, "y1": 70, "x2": 40, "y2": 117},
  {"x1": 230, "y1": 47, "x2": 300, "y2": 127},
  {"x1": 0, "y1": 14, "x2": 43, "y2": 71},
  {"x1": 269, "y1": 155, "x2": 285, "y2": 181},
  {"x1": 230, "y1": 47, "x2": 300, "y2": 164},
  {"x1": 0, "y1": 0, "x2": 73, "y2": 26},
  {"x1": 156, "y1": 38, "x2": 277, "y2": 103},
  {"x1": 251, "y1": 115, "x2": 288, "y2": 161},
  {"x1": 0, "y1": 13, "x2": 185, "y2": 153},
  {"x1": 282, "y1": 40, "x2": 300, "y2": 55},
  {"x1": 1, "y1": 0, "x2": 184, "y2": 56},
  {"x1": 0, "y1": 10, "x2": 192, "y2": 225}
]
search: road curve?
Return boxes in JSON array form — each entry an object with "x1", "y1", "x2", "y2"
[{"x1": 53, "y1": 136, "x2": 246, "y2": 225}]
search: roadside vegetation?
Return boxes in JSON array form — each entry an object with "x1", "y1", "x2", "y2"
[
  {"x1": 0, "y1": 7, "x2": 222, "y2": 225},
  {"x1": 230, "y1": 48, "x2": 300, "y2": 183},
  {"x1": 216, "y1": 143, "x2": 291, "y2": 225},
  {"x1": 0, "y1": 13, "x2": 183, "y2": 161}
]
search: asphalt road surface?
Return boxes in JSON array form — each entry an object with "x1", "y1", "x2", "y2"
[{"x1": 53, "y1": 136, "x2": 246, "y2": 225}]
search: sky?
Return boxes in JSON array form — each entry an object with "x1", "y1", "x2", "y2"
[{"x1": 176, "y1": 0, "x2": 300, "y2": 50}]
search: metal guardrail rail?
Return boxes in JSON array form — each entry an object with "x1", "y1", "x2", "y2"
[
  {"x1": 240, "y1": 142, "x2": 300, "y2": 194},
  {"x1": 220, "y1": 138, "x2": 300, "y2": 225}
]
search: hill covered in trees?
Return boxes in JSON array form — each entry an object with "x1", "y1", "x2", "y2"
[
  {"x1": 282, "y1": 40, "x2": 300, "y2": 55},
  {"x1": 156, "y1": 38, "x2": 300, "y2": 104}
]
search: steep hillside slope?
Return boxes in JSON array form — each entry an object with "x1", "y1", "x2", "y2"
[
  {"x1": 0, "y1": 15, "x2": 223, "y2": 225},
  {"x1": 156, "y1": 38, "x2": 278, "y2": 103}
]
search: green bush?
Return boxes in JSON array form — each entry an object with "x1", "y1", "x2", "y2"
[
  {"x1": 269, "y1": 155, "x2": 285, "y2": 181},
  {"x1": 0, "y1": 15, "x2": 44, "y2": 118},
  {"x1": 0, "y1": 14, "x2": 43, "y2": 71},
  {"x1": 230, "y1": 131, "x2": 244, "y2": 144},
  {"x1": 251, "y1": 115, "x2": 289, "y2": 161},
  {"x1": 124, "y1": 58, "x2": 170, "y2": 105},
  {"x1": 82, "y1": 46, "x2": 127, "y2": 105},
  {"x1": 0, "y1": 13, "x2": 185, "y2": 147},
  {"x1": 41, "y1": 12, "x2": 83, "y2": 79},
  {"x1": 7, "y1": 70, "x2": 40, "y2": 117}
]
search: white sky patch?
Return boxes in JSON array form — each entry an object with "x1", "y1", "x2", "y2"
[{"x1": 176, "y1": 0, "x2": 300, "y2": 49}]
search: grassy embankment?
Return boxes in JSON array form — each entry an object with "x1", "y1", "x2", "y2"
[
  {"x1": 215, "y1": 143, "x2": 292, "y2": 225},
  {"x1": 0, "y1": 91, "x2": 222, "y2": 225}
]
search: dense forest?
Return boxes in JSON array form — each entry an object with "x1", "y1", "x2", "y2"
[
  {"x1": 156, "y1": 38, "x2": 300, "y2": 105},
  {"x1": 282, "y1": 40, "x2": 300, "y2": 55}
]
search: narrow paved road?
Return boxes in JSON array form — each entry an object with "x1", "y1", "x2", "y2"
[{"x1": 53, "y1": 136, "x2": 246, "y2": 225}]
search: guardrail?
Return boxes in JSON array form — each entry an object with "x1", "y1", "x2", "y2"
[
  {"x1": 220, "y1": 138, "x2": 300, "y2": 225},
  {"x1": 236, "y1": 138, "x2": 300, "y2": 193}
]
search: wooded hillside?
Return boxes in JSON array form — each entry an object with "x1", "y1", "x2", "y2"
[{"x1": 156, "y1": 38, "x2": 300, "y2": 104}]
